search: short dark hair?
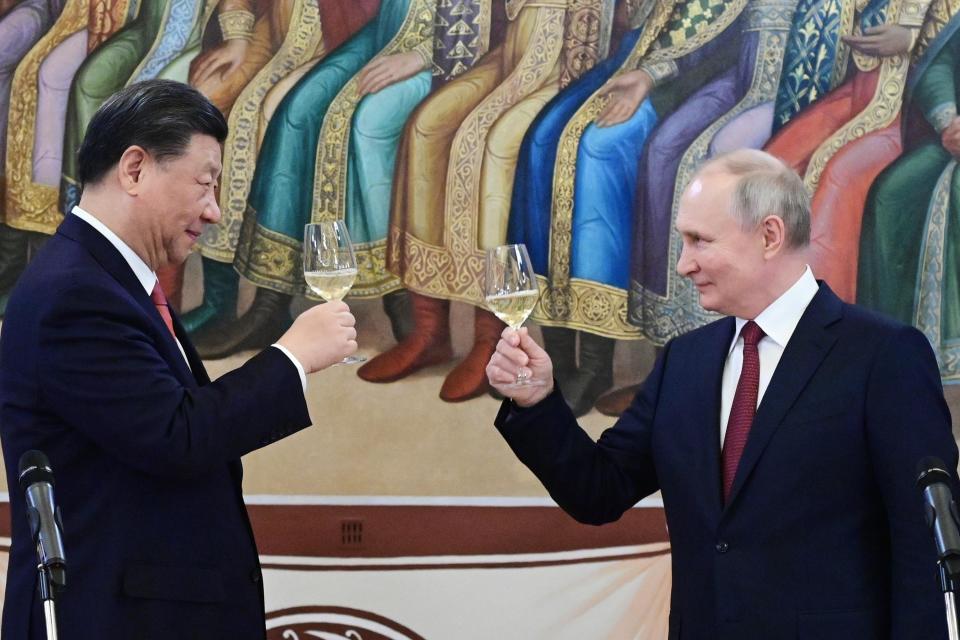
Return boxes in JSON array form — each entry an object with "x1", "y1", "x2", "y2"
[{"x1": 77, "y1": 79, "x2": 228, "y2": 186}]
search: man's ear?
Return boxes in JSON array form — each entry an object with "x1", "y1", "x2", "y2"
[
  {"x1": 760, "y1": 214, "x2": 787, "y2": 257},
  {"x1": 117, "y1": 145, "x2": 149, "y2": 195}
]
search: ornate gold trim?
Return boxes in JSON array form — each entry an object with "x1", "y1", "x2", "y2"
[
  {"x1": 831, "y1": 0, "x2": 857, "y2": 86},
  {"x1": 234, "y1": 207, "x2": 401, "y2": 298},
  {"x1": 436, "y1": 5, "x2": 565, "y2": 302},
  {"x1": 307, "y1": 0, "x2": 437, "y2": 296},
  {"x1": 913, "y1": 0, "x2": 960, "y2": 62},
  {"x1": 533, "y1": 276, "x2": 642, "y2": 339},
  {"x1": 388, "y1": 5, "x2": 567, "y2": 304},
  {"x1": 218, "y1": 8, "x2": 255, "y2": 40},
  {"x1": 559, "y1": 0, "x2": 613, "y2": 90},
  {"x1": 199, "y1": 0, "x2": 326, "y2": 263},
  {"x1": 4, "y1": 0, "x2": 90, "y2": 232},
  {"x1": 310, "y1": 0, "x2": 437, "y2": 224},
  {"x1": 914, "y1": 160, "x2": 959, "y2": 380},
  {"x1": 803, "y1": 0, "x2": 921, "y2": 191}
]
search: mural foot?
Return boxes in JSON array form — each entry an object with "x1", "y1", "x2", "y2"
[
  {"x1": 193, "y1": 287, "x2": 292, "y2": 359},
  {"x1": 595, "y1": 383, "x2": 641, "y2": 417},
  {"x1": 439, "y1": 308, "x2": 504, "y2": 402},
  {"x1": 182, "y1": 257, "x2": 239, "y2": 334},
  {"x1": 358, "y1": 292, "x2": 452, "y2": 382}
]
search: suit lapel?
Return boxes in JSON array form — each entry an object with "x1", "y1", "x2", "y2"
[
  {"x1": 723, "y1": 283, "x2": 843, "y2": 509},
  {"x1": 696, "y1": 317, "x2": 736, "y2": 516},
  {"x1": 57, "y1": 215, "x2": 203, "y2": 387},
  {"x1": 171, "y1": 310, "x2": 210, "y2": 385}
]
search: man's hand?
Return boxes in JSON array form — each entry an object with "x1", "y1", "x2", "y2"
[
  {"x1": 595, "y1": 69, "x2": 653, "y2": 128},
  {"x1": 841, "y1": 24, "x2": 913, "y2": 57},
  {"x1": 356, "y1": 52, "x2": 426, "y2": 97},
  {"x1": 190, "y1": 39, "x2": 249, "y2": 88},
  {"x1": 942, "y1": 117, "x2": 960, "y2": 158},
  {"x1": 276, "y1": 301, "x2": 358, "y2": 373},
  {"x1": 486, "y1": 327, "x2": 555, "y2": 406}
]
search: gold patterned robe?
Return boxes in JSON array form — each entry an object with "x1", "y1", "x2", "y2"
[
  {"x1": 387, "y1": 0, "x2": 573, "y2": 304},
  {"x1": 3, "y1": 0, "x2": 134, "y2": 231}
]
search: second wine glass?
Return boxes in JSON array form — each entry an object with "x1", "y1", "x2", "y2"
[
  {"x1": 303, "y1": 220, "x2": 365, "y2": 365},
  {"x1": 484, "y1": 243, "x2": 544, "y2": 387}
]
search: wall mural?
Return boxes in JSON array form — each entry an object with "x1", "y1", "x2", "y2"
[{"x1": 1, "y1": 0, "x2": 959, "y2": 634}]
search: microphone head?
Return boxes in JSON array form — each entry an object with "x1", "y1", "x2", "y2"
[
  {"x1": 18, "y1": 450, "x2": 54, "y2": 490},
  {"x1": 917, "y1": 456, "x2": 953, "y2": 491}
]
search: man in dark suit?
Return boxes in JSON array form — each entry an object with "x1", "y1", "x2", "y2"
[
  {"x1": 487, "y1": 149, "x2": 960, "y2": 639},
  {"x1": 0, "y1": 80, "x2": 359, "y2": 639}
]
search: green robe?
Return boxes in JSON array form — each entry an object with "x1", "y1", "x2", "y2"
[
  {"x1": 59, "y1": 0, "x2": 209, "y2": 214},
  {"x1": 857, "y1": 14, "x2": 960, "y2": 380}
]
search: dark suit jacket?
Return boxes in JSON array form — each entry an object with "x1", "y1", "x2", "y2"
[
  {"x1": 496, "y1": 283, "x2": 959, "y2": 640},
  {"x1": 0, "y1": 214, "x2": 312, "y2": 639}
]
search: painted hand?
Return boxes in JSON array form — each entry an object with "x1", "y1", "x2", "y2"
[
  {"x1": 190, "y1": 39, "x2": 250, "y2": 87},
  {"x1": 356, "y1": 52, "x2": 427, "y2": 97},
  {"x1": 841, "y1": 24, "x2": 913, "y2": 57},
  {"x1": 595, "y1": 69, "x2": 653, "y2": 128}
]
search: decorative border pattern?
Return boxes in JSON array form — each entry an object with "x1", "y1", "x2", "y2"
[
  {"x1": 199, "y1": 0, "x2": 326, "y2": 263},
  {"x1": 127, "y1": 0, "x2": 209, "y2": 84},
  {"x1": 88, "y1": 0, "x2": 134, "y2": 51},
  {"x1": 308, "y1": 0, "x2": 439, "y2": 296},
  {"x1": 558, "y1": 0, "x2": 614, "y2": 90},
  {"x1": 803, "y1": 0, "x2": 924, "y2": 191},
  {"x1": 913, "y1": 160, "x2": 959, "y2": 380},
  {"x1": 388, "y1": 5, "x2": 566, "y2": 304},
  {"x1": 234, "y1": 212, "x2": 399, "y2": 298},
  {"x1": 4, "y1": 0, "x2": 90, "y2": 233}
]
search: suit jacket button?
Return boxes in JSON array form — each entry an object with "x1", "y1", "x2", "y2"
[
  {"x1": 715, "y1": 541, "x2": 729, "y2": 554},
  {"x1": 250, "y1": 569, "x2": 262, "y2": 583}
]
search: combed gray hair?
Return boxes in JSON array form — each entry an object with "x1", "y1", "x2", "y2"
[{"x1": 698, "y1": 149, "x2": 811, "y2": 249}]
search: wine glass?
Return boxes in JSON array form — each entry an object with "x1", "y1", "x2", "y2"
[
  {"x1": 303, "y1": 221, "x2": 365, "y2": 365},
  {"x1": 484, "y1": 244, "x2": 544, "y2": 387}
]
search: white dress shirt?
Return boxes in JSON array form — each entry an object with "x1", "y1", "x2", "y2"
[
  {"x1": 719, "y1": 266, "x2": 819, "y2": 445},
  {"x1": 70, "y1": 207, "x2": 306, "y2": 390}
]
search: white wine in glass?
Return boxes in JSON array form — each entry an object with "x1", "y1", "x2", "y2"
[
  {"x1": 484, "y1": 244, "x2": 544, "y2": 387},
  {"x1": 303, "y1": 221, "x2": 366, "y2": 365}
]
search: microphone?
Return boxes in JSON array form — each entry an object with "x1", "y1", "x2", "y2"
[
  {"x1": 917, "y1": 457, "x2": 960, "y2": 579},
  {"x1": 18, "y1": 451, "x2": 66, "y2": 590}
]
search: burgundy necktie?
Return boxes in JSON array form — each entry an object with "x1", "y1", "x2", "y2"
[
  {"x1": 721, "y1": 320, "x2": 765, "y2": 502},
  {"x1": 150, "y1": 282, "x2": 176, "y2": 339}
]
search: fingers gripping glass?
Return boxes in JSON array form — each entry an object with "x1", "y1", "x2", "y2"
[
  {"x1": 484, "y1": 244, "x2": 544, "y2": 387},
  {"x1": 303, "y1": 221, "x2": 365, "y2": 365}
]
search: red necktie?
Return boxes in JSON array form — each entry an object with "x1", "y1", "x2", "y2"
[
  {"x1": 721, "y1": 320, "x2": 765, "y2": 502},
  {"x1": 150, "y1": 282, "x2": 176, "y2": 339}
]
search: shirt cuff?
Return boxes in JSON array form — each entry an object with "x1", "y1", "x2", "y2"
[{"x1": 271, "y1": 344, "x2": 307, "y2": 392}]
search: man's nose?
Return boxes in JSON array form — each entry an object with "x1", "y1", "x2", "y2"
[
  {"x1": 203, "y1": 198, "x2": 221, "y2": 223},
  {"x1": 676, "y1": 245, "x2": 694, "y2": 276}
]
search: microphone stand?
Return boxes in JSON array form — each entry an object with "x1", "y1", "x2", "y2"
[
  {"x1": 939, "y1": 559, "x2": 960, "y2": 640},
  {"x1": 36, "y1": 563, "x2": 58, "y2": 640}
]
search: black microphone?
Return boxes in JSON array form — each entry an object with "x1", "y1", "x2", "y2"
[
  {"x1": 18, "y1": 451, "x2": 66, "y2": 590},
  {"x1": 917, "y1": 457, "x2": 960, "y2": 579}
]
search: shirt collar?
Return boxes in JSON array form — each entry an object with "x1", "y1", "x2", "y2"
[
  {"x1": 730, "y1": 265, "x2": 819, "y2": 352},
  {"x1": 71, "y1": 206, "x2": 157, "y2": 295}
]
